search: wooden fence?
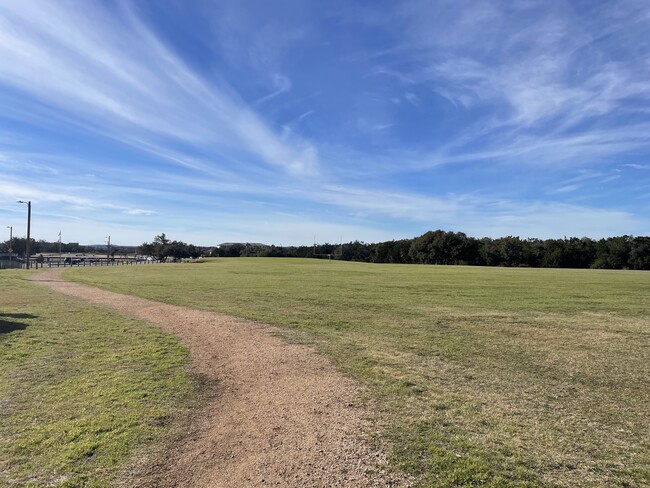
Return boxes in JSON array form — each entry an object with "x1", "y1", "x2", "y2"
[
  {"x1": 1, "y1": 257, "x2": 162, "y2": 269},
  {"x1": 40, "y1": 257, "x2": 160, "y2": 268}
]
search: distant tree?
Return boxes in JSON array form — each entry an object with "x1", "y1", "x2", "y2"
[
  {"x1": 628, "y1": 237, "x2": 650, "y2": 270},
  {"x1": 341, "y1": 241, "x2": 373, "y2": 262},
  {"x1": 407, "y1": 231, "x2": 470, "y2": 265},
  {"x1": 563, "y1": 237, "x2": 596, "y2": 268},
  {"x1": 479, "y1": 238, "x2": 501, "y2": 266},
  {"x1": 523, "y1": 239, "x2": 544, "y2": 267},
  {"x1": 592, "y1": 236, "x2": 632, "y2": 269},
  {"x1": 238, "y1": 244, "x2": 261, "y2": 257},
  {"x1": 216, "y1": 243, "x2": 245, "y2": 257},
  {"x1": 496, "y1": 236, "x2": 525, "y2": 266},
  {"x1": 153, "y1": 233, "x2": 171, "y2": 259},
  {"x1": 540, "y1": 239, "x2": 564, "y2": 268},
  {"x1": 443, "y1": 232, "x2": 476, "y2": 265},
  {"x1": 373, "y1": 240, "x2": 403, "y2": 263},
  {"x1": 166, "y1": 241, "x2": 190, "y2": 259},
  {"x1": 408, "y1": 231, "x2": 439, "y2": 264},
  {"x1": 154, "y1": 233, "x2": 170, "y2": 246},
  {"x1": 186, "y1": 244, "x2": 200, "y2": 258},
  {"x1": 6, "y1": 237, "x2": 37, "y2": 257},
  {"x1": 461, "y1": 237, "x2": 481, "y2": 265},
  {"x1": 138, "y1": 242, "x2": 156, "y2": 256}
]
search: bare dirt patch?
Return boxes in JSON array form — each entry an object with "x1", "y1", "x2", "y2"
[{"x1": 31, "y1": 269, "x2": 404, "y2": 487}]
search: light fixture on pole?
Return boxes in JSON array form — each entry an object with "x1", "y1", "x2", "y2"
[{"x1": 17, "y1": 201, "x2": 31, "y2": 269}]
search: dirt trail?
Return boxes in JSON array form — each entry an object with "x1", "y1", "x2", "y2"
[{"x1": 31, "y1": 269, "x2": 402, "y2": 487}]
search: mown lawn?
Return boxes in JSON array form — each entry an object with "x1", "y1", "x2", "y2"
[
  {"x1": 66, "y1": 258, "x2": 650, "y2": 487},
  {"x1": 0, "y1": 270, "x2": 197, "y2": 487}
]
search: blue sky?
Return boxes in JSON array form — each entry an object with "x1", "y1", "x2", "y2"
[{"x1": 1, "y1": 0, "x2": 649, "y2": 246}]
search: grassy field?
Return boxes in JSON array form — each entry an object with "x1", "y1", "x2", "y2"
[
  {"x1": 0, "y1": 270, "x2": 198, "y2": 487},
  {"x1": 65, "y1": 258, "x2": 650, "y2": 487}
]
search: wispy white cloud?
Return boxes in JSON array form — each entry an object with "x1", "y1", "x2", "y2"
[
  {"x1": 395, "y1": 1, "x2": 648, "y2": 123},
  {"x1": 360, "y1": 0, "x2": 650, "y2": 171},
  {"x1": 0, "y1": 1, "x2": 319, "y2": 176},
  {"x1": 123, "y1": 209, "x2": 157, "y2": 216},
  {"x1": 254, "y1": 74, "x2": 293, "y2": 106},
  {"x1": 463, "y1": 201, "x2": 640, "y2": 240},
  {"x1": 356, "y1": 119, "x2": 394, "y2": 134},
  {"x1": 408, "y1": 122, "x2": 650, "y2": 172},
  {"x1": 0, "y1": 179, "x2": 93, "y2": 207},
  {"x1": 315, "y1": 184, "x2": 465, "y2": 221},
  {"x1": 551, "y1": 184, "x2": 581, "y2": 194},
  {"x1": 1, "y1": 1, "x2": 648, "y2": 246},
  {"x1": 404, "y1": 92, "x2": 420, "y2": 106},
  {"x1": 310, "y1": 183, "x2": 641, "y2": 239},
  {"x1": 295, "y1": 110, "x2": 315, "y2": 123},
  {"x1": 0, "y1": 176, "x2": 157, "y2": 220}
]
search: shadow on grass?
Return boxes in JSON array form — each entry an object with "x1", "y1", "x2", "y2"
[{"x1": 0, "y1": 313, "x2": 37, "y2": 334}]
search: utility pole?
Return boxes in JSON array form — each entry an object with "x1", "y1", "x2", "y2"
[
  {"x1": 106, "y1": 235, "x2": 111, "y2": 260},
  {"x1": 6, "y1": 226, "x2": 12, "y2": 264},
  {"x1": 58, "y1": 231, "x2": 62, "y2": 262},
  {"x1": 17, "y1": 201, "x2": 31, "y2": 269}
]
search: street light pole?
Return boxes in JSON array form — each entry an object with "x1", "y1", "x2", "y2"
[
  {"x1": 6, "y1": 226, "x2": 12, "y2": 264},
  {"x1": 17, "y1": 201, "x2": 31, "y2": 269}
]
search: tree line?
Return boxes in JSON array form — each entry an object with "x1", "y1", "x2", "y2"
[
  {"x1": 137, "y1": 233, "x2": 202, "y2": 260},
  {"x1": 214, "y1": 230, "x2": 650, "y2": 270},
  {"x1": 2, "y1": 238, "x2": 99, "y2": 256},
  {"x1": 4, "y1": 230, "x2": 649, "y2": 270}
]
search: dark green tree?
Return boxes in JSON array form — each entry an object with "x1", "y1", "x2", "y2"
[
  {"x1": 628, "y1": 237, "x2": 650, "y2": 270},
  {"x1": 592, "y1": 236, "x2": 632, "y2": 269}
]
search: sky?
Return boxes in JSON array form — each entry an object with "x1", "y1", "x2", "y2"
[{"x1": 1, "y1": 0, "x2": 650, "y2": 246}]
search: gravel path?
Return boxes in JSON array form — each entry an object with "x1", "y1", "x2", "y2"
[{"x1": 31, "y1": 269, "x2": 403, "y2": 487}]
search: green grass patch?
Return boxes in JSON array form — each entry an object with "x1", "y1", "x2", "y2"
[
  {"x1": 0, "y1": 270, "x2": 198, "y2": 487},
  {"x1": 65, "y1": 259, "x2": 650, "y2": 487}
]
